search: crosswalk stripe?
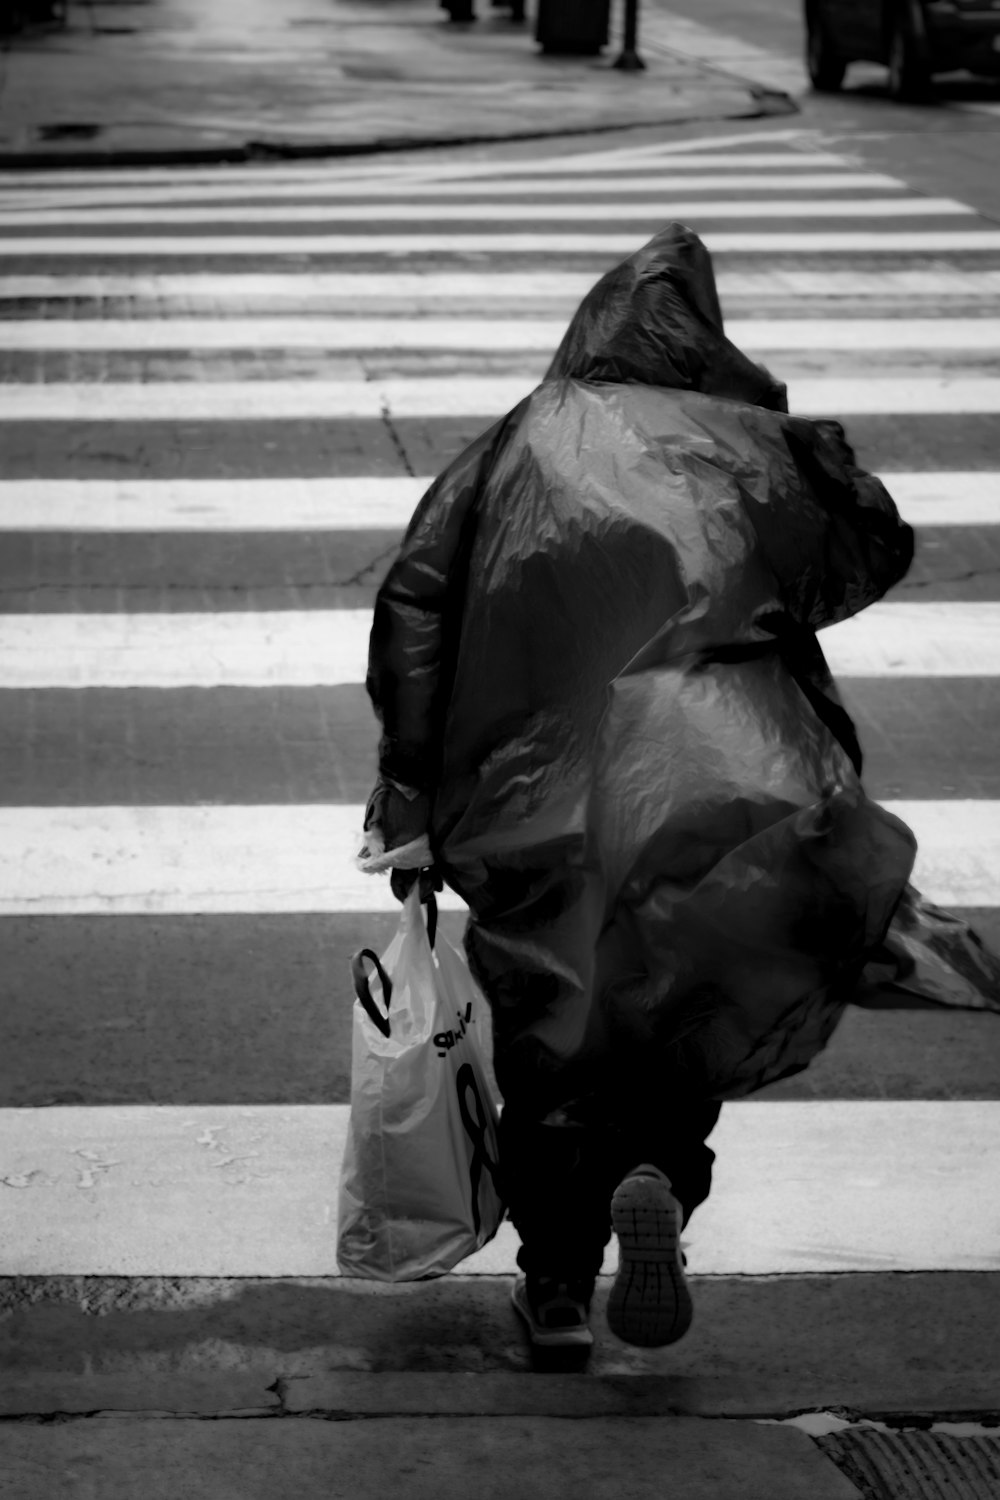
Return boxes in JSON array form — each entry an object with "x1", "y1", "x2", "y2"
[
  {"x1": 3, "y1": 317, "x2": 998, "y2": 352},
  {"x1": 883, "y1": 473, "x2": 1000, "y2": 524},
  {"x1": 1, "y1": 604, "x2": 995, "y2": 688},
  {"x1": 5, "y1": 269, "x2": 1000, "y2": 301},
  {"x1": 822, "y1": 603, "x2": 1000, "y2": 676},
  {"x1": 2, "y1": 132, "x2": 998, "y2": 1313},
  {"x1": 2, "y1": 377, "x2": 999, "y2": 420},
  {"x1": 0, "y1": 477, "x2": 432, "y2": 529},
  {"x1": 0, "y1": 1101, "x2": 996, "y2": 1275},
  {"x1": 0, "y1": 610, "x2": 372, "y2": 687},
  {"x1": 0, "y1": 152, "x2": 867, "y2": 194},
  {"x1": 0, "y1": 800, "x2": 994, "y2": 914},
  {"x1": 0, "y1": 172, "x2": 910, "y2": 210},
  {"x1": 3, "y1": 232, "x2": 1000, "y2": 257},
  {"x1": 0, "y1": 473, "x2": 994, "y2": 531},
  {"x1": 0, "y1": 198, "x2": 971, "y2": 226}
]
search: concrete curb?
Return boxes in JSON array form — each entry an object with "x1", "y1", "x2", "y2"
[
  {"x1": 0, "y1": 0, "x2": 798, "y2": 171},
  {"x1": 0, "y1": 90, "x2": 796, "y2": 171},
  {"x1": 3, "y1": 1273, "x2": 998, "y2": 1421}
]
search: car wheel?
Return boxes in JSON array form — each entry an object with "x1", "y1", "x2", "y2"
[
  {"x1": 805, "y1": 5, "x2": 846, "y2": 92},
  {"x1": 887, "y1": 10, "x2": 932, "y2": 102}
]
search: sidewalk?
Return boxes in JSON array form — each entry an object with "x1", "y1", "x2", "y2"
[
  {"x1": 0, "y1": 0, "x2": 794, "y2": 166},
  {"x1": 4, "y1": 1272, "x2": 999, "y2": 1496}
]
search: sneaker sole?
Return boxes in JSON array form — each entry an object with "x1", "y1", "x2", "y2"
[
  {"x1": 607, "y1": 1172, "x2": 693, "y2": 1348},
  {"x1": 510, "y1": 1281, "x2": 594, "y2": 1349}
]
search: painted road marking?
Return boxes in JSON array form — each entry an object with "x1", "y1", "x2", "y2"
[
  {"x1": 0, "y1": 477, "x2": 432, "y2": 530},
  {"x1": 0, "y1": 611, "x2": 378, "y2": 688},
  {"x1": 2, "y1": 232, "x2": 1000, "y2": 257},
  {"x1": 0, "y1": 1102, "x2": 996, "y2": 1275},
  {"x1": 4, "y1": 270, "x2": 1000, "y2": 302},
  {"x1": 821, "y1": 603, "x2": 1000, "y2": 676},
  {"x1": 0, "y1": 801, "x2": 994, "y2": 914},
  {"x1": 882, "y1": 473, "x2": 1000, "y2": 525},
  {"x1": 0, "y1": 803, "x2": 465, "y2": 914},
  {"x1": 881, "y1": 480, "x2": 1000, "y2": 534},
  {"x1": 0, "y1": 199, "x2": 971, "y2": 226},
  {"x1": 0, "y1": 172, "x2": 911, "y2": 211},
  {"x1": 0, "y1": 153, "x2": 873, "y2": 194},
  {"x1": 0, "y1": 474, "x2": 993, "y2": 531},
  {"x1": 2, "y1": 604, "x2": 997, "y2": 688},
  {"x1": 3, "y1": 317, "x2": 999, "y2": 353},
  {"x1": 2, "y1": 377, "x2": 1000, "y2": 420}
]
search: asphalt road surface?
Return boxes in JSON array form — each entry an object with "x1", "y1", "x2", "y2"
[{"x1": 1, "y1": 0, "x2": 999, "y2": 1449}]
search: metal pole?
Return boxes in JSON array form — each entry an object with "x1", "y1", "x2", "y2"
[{"x1": 613, "y1": 0, "x2": 645, "y2": 70}]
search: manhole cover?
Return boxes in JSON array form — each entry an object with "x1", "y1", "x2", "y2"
[{"x1": 817, "y1": 1430, "x2": 1000, "y2": 1500}]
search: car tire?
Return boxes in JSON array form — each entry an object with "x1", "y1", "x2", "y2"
[
  {"x1": 887, "y1": 8, "x2": 932, "y2": 102},
  {"x1": 805, "y1": 5, "x2": 846, "y2": 93}
]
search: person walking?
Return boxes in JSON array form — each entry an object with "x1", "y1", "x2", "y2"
[{"x1": 362, "y1": 223, "x2": 923, "y2": 1353}]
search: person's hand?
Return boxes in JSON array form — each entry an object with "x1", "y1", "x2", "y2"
[
  {"x1": 390, "y1": 864, "x2": 443, "y2": 903},
  {"x1": 363, "y1": 779, "x2": 440, "y2": 903},
  {"x1": 364, "y1": 779, "x2": 430, "y2": 851}
]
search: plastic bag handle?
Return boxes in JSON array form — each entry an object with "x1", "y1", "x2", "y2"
[
  {"x1": 424, "y1": 891, "x2": 438, "y2": 949},
  {"x1": 352, "y1": 949, "x2": 393, "y2": 1038},
  {"x1": 351, "y1": 894, "x2": 437, "y2": 1039}
]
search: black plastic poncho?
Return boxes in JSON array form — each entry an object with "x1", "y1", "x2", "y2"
[{"x1": 368, "y1": 225, "x2": 998, "y2": 1106}]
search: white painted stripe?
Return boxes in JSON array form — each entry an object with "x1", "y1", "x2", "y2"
[
  {"x1": 0, "y1": 801, "x2": 994, "y2": 915},
  {"x1": 0, "y1": 152, "x2": 857, "y2": 193},
  {"x1": 2, "y1": 377, "x2": 999, "y2": 421},
  {"x1": 730, "y1": 319, "x2": 1000, "y2": 352},
  {"x1": 887, "y1": 800, "x2": 1000, "y2": 908},
  {"x1": 2, "y1": 317, "x2": 997, "y2": 354},
  {"x1": 789, "y1": 378, "x2": 1000, "y2": 414},
  {"x1": 5, "y1": 269, "x2": 1000, "y2": 302},
  {"x1": 640, "y1": 128, "x2": 817, "y2": 153},
  {"x1": 2, "y1": 231, "x2": 999, "y2": 256},
  {"x1": 0, "y1": 174, "x2": 911, "y2": 214},
  {"x1": 0, "y1": 382, "x2": 387, "y2": 421},
  {"x1": 0, "y1": 474, "x2": 995, "y2": 532},
  {"x1": 822, "y1": 603, "x2": 1000, "y2": 677},
  {"x1": 0, "y1": 804, "x2": 465, "y2": 915},
  {"x1": 0, "y1": 318, "x2": 564, "y2": 353},
  {"x1": 0, "y1": 611, "x2": 376, "y2": 688},
  {"x1": 1, "y1": 603, "x2": 996, "y2": 690},
  {"x1": 0, "y1": 172, "x2": 911, "y2": 214},
  {"x1": 0, "y1": 477, "x2": 431, "y2": 530},
  {"x1": 0, "y1": 198, "x2": 968, "y2": 226},
  {"x1": 0, "y1": 1102, "x2": 996, "y2": 1275},
  {"x1": 884, "y1": 472, "x2": 1000, "y2": 526}
]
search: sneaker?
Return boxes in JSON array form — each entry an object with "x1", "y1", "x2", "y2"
[
  {"x1": 511, "y1": 1275, "x2": 595, "y2": 1349},
  {"x1": 607, "y1": 1164, "x2": 693, "y2": 1347}
]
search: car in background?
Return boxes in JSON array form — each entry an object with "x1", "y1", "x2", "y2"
[{"x1": 804, "y1": 0, "x2": 1000, "y2": 100}]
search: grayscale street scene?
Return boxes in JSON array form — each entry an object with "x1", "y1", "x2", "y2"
[{"x1": 0, "y1": 0, "x2": 999, "y2": 1494}]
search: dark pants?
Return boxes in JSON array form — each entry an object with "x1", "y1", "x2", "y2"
[
  {"x1": 497, "y1": 1090, "x2": 722, "y2": 1281},
  {"x1": 464, "y1": 872, "x2": 722, "y2": 1282}
]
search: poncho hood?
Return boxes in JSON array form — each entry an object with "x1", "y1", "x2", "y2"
[{"x1": 545, "y1": 223, "x2": 788, "y2": 410}]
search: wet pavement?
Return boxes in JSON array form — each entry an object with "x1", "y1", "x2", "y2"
[
  {"x1": 0, "y1": 0, "x2": 791, "y2": 164},
  {"x1": 1, "y1": 1, "x2": 1000, "y2": 1493}
]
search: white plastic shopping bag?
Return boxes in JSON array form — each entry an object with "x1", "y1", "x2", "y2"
[{"x1": 337, "y1": 888, "x2": 505, "y2": 1280}]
